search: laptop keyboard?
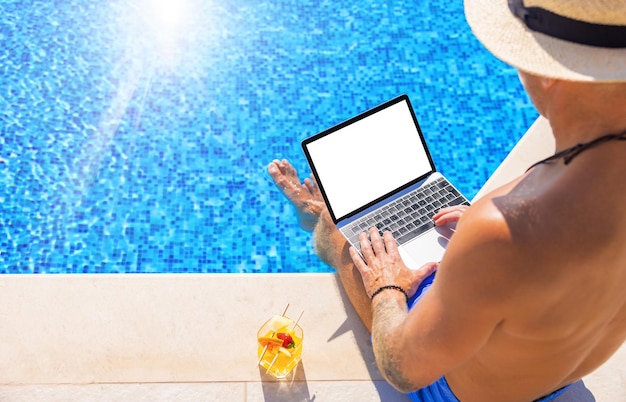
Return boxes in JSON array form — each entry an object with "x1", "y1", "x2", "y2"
[{"x1": 344, "y1": 177, "x2": 470, "y2": 252}]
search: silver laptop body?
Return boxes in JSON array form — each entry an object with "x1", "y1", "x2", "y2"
[{"x1": 302, "y1": 95, "x2": 470, "y2": 269}]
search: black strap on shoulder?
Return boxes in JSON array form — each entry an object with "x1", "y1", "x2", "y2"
[
  {"x1": 508, "y1": 0, "x2": 626, "y2": 48},
  {"x1": 527, "y1": 131, "x2": 626, "y2": 171}
]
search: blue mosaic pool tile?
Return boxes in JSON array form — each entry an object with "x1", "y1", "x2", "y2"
[{"x1": 0, "y1": 0, "x2": 537, "y2": 274}]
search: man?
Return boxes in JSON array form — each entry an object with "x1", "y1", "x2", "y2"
[{"x1": 269, "y1": 0, "x2": 626, "y2": 400}]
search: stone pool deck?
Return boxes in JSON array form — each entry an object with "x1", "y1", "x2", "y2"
[{"x1": 1, "y1": 117, "x2": 625, "y2": 401}]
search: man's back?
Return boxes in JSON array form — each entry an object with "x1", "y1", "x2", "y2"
[{"x1": 439, "y1": 142, "x2": 626, "y2": 401}]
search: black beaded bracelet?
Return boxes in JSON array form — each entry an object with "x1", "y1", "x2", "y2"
[{"x1": 370, "y1": 285, "x2": 409, "y2": 304}]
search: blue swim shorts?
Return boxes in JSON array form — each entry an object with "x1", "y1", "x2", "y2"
[
  {"x1": 407, "y1": 376, "x2": 460, "y2": 402},
  {"x1": 405, "y1": 272, "x2": 571, "y2": 402},
  {"x1": 408, "y1": 271, "x2": 436, "y2": 310},
  {"x1": 533, "y1": 385, "x2": 571, "y2": 401},
  {"x1": 406, "y1": 376, "x2": 570, "y2": 402}
]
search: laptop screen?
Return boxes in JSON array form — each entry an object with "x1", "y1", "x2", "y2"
[{"x1": 302, "y1": 95, "x2": 435, "y2": 222}]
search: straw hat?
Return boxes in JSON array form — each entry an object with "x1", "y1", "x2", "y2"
[{"x1": 464, "y1": 0, "x2": 626, "y2": 82}]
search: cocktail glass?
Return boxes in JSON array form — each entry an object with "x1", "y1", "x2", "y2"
[{"x1": 257, "y1": 314, "x2": 304, "y2": 379}]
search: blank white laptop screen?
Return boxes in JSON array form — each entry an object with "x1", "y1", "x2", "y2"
[{"x1": 304, "y1": 99, "x2": 432, "y2": 220}]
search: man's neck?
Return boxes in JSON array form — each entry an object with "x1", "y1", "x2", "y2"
[{"x1": 544, "y1": 81, "x2": 626, "y2": 153}]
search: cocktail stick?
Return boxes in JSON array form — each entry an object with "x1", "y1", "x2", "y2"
[
  {"x1": 265, "y1": 352, "x2": 280, "y2": 374},
  {"x1": 290, "y1": 310, "x2": 304, "y2": 329}
]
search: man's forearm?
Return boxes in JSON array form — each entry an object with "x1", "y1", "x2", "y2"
[{"x1": 371, "y1": 290, "x2": 416, "y2": 393}]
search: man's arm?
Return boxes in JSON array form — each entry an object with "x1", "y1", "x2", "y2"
[
  {"x1": 369, "y1": 289, "x2": 415, "y2": 391},
  {"x1": 353, "y1": 201, "x2": 516, "y2": 392}
]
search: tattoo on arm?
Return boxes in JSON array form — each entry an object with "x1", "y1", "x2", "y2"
[{"x1": 371, "y1": 295, "x2": 417, "y2": 393}]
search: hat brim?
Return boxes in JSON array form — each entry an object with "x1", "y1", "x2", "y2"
[{"x1": 464, "y1": 0, "x2": 626, "y2": 82}]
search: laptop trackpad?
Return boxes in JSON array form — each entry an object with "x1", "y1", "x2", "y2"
[{"x1": 399, "y1": 225, "x2": 454, "y2": 270}]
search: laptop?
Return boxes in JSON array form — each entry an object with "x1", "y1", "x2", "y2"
[{"x1": 301, "y1": 94, "x2": 470, "y2": 270}]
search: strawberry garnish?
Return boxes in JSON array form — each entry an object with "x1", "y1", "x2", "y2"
[{"x1": 276, "y1": 332, "x2": 295, "y2": 348}]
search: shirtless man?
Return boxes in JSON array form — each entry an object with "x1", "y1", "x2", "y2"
[{"x1": 269, "y1": 1, "x2": 626, "y2": 400}]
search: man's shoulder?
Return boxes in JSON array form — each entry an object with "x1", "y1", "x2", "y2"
[
  {"x1": 456, "y1": 194, "x2": 515, "y2": 245},
  {"x1": 441, "y1": 192, "x2": 539, "y2": 279},
  {"x1": 461, "y1": 179, "x2": 555, "y2": 246}
]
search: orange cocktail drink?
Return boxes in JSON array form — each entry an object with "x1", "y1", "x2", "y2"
[{"x1": 257, "y1": 315, "x2": 304, "y2": 378}]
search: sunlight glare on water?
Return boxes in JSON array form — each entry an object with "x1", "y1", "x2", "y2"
[{"x1": 122, "y1": 0, "x2": 205, "y2": 70}]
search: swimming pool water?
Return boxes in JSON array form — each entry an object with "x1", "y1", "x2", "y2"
[{"x1": 0, "y1": 0, "x2": 538, "y2": 274}]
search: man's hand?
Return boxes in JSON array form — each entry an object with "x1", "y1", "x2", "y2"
[
  {"x1": 432, "y1": 205, "x2": 469, "y2": 227},
  {"x1": 349, "y1": 228, "x2": 438, "y2": 299}
]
